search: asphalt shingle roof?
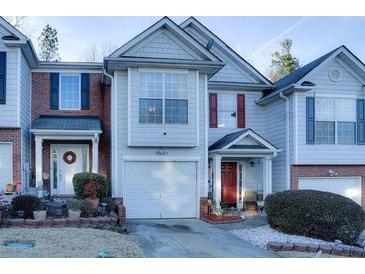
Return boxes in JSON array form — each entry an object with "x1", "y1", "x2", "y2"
[
  {"x1": 208, "y1": 129, "x2": 250, "y2": 150},
  {"x1": 32, "y1": 115, "x2": 101, "y2": 131}
]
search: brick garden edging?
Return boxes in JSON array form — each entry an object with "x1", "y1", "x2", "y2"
[{"x1": 267, "y1": 241, "x2": 365, "y2": 257}]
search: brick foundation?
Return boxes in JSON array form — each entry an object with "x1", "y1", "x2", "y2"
[
  {"x1": 200, "y1": 197, "x2": 209, "y2": 219},
  {"x1": 0, "y1": 128, "x2": 22, "y2": 185},
  {"x1": 291, "y1": 165, "x2": 365, "y2": 208}
]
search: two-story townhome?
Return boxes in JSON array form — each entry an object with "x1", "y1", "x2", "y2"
[
  {"x1": 1, "y1": 16, "x2": 364, "y2": 219},
  {"x1": 257, "y1": 45, "x2": 365, "y2": 208},
  {"x1": 0, "y1": 17, "x2": 38, "y2": 192}
]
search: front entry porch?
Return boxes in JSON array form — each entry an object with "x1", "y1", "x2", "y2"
[
  {"x1": 31, "y1": 116, "x2": 102, "y2": 197},
  {"x1": 208, "y1": 129, "x2": 279, "y2": 211}
]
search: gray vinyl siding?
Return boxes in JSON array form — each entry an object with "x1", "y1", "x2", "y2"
[
  {"x1": 0, "y1": 49, "x2": 19, "y2": 127},
  {"x1": 264, "y1": 98, "x2": 287, "y2": 192},
  {"x1": 125, "y1": 30, "x2": 196, "y2": 60},
  {"x1": 244, "y1": 160, "x2": 263, "y2": 192},
  {"x1": 20, "y1": 53, "x2": 31, "y2": 186},
  {"x1": 129, "y1": 68, "x2": 198, "y2": 147},
  {"x1": 296, "y1": 58, "x2": 365, "y2": 164},
  {"x1": 208, "y1": 90, "x2": 265, "y2": 146},
  {"x1": 184, "y1": 26, "x2": 259, "y2": 83},
  {"x1": 115, "y1": 70, "x2": 207, "y2": 197}
]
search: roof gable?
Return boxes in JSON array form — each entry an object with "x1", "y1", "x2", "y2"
[
  {"x1": 110, "y1": 17, "x2": 220, "y2": 62},
  {"x1": 124, "y1": 29, "x2": 201, "y2": 60},
  {"x1": 180, "y1": 17, "x2": 272, "y2": 85},
  {"x1": 0, "y1": 17, "x2": 28, "y2": 41}
]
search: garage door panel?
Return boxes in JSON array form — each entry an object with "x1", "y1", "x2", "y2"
[
  {"x1": 0, "y1": 143, "x2": 12, "y2": 191},
  {"x1": 298, "y1": 177, "x2": 362, "y2": 205},
  {"x1": 124, "y1": 161, "x2": 197, "y2": 219}
]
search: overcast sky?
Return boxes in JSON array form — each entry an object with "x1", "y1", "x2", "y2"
[{"x1": 24, "y1": 16, "x2": 365, "y2": 76}]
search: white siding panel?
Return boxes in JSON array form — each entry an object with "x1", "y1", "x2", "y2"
[
  {"x1": 20, "y1": 53, "x2": 31, "y2": 186},
  {"x1": 126, "y1": 31, "x2": 196, "y2": 60},
  {"x1": 0, "y1": 49, "x2": 19, "y2": 127},
  {"x1": 297, "y1": 58, "x2": 365, "y2": 164}
]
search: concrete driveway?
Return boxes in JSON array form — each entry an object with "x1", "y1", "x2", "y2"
[{"x1": 128, "y1": 219, "x2": 277, "y2": 258}]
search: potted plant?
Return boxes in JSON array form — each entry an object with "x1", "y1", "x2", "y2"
[
  {"x1": 84, "y1": 181, "x2": 101, "y2": 209},
  {"x1": 66, "y1": 199, "x2": 81, "y2": 218},
  {"x1": 33, "y1": 209, "x2": 47, "y2": 220},
  {"x1": 6, "y1": 183, "x2": 14, "y2": 193}
]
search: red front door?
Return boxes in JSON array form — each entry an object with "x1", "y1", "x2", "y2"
[{"x1": 221, "y1": 162, "x2": 237, "y2": 204}]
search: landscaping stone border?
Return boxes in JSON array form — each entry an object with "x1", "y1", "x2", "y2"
[{"x1": 267, "y1": 241, "x2": 365, "y2": 257}]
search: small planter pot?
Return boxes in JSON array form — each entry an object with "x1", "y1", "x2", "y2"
[
  {"x1": 68, "y1": 209, "x2": 81, "y2": 218},
  {"x1": 86, "y1": 197, "x2": 99, "y2": 209},
  {"x1": 33, "y1": 210, "x2": 47, "y2": 220}
]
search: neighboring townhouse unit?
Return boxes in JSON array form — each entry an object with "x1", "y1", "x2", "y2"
[
  {"x1": 0, "y1": 17, "x2": 38, "y2": 191},
  {"x1": 1, "y1": 16, "x2": 364, "y2": 219}
]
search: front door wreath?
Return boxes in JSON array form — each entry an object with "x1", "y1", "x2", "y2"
[{"x1": 63, "y1": 151, "x2": 76, "y2": 165}]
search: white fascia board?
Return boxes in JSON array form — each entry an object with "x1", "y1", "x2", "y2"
[{"x1": 31, "y1": 129, "x2": 102, "y2": 135}]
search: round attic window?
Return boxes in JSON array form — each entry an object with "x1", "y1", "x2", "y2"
[{"x1": 329, "y1": 68, "x2": 342, "y2": 82}]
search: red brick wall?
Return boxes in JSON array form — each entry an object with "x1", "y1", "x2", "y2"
[
  {"x1": 0, "y1": 128, "x2": 21, "y2": 185},
  {"x1": 31, "y1": 72, "x2": 111, "y2": 180},
  {"x1": 291, "y1": 165, "x2": 365, "y2": 208}
]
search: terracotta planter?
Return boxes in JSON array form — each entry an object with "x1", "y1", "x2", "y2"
[
  {"x1": 33, "y1": 210, "x2": 47, "y2": 220},
  {"x1": 86, "y1": 197, "x2": 99, "y2": 209},
  {"x1": 68, "y1": 209, "x2": 81, "y2": 218}
]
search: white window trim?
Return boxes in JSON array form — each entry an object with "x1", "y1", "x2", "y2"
[
  {"x1": 138, "y1": 70, "x2": 189, "y2": 125},
  {"x1": 59, "y1": 73, "x2": 81, "y2": 111},
  {"x1": 315, "y1": 96, "x2": 357, "y2": 145}
]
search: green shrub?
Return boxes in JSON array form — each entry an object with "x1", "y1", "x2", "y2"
[
  {"x1": 79, "y1": 199, "x2": 98, "y2": 218},
  {"x1": 265, "y1": 190, "x2": 365, "y2": 245},
  {"x1": 72, "y1": 172, "x2": 109, "y2": 200},
  {"x1": 11, "y1": 195, "x2": 41, "y2": 219}
]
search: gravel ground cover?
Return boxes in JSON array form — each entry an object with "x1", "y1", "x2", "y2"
[
  {"x1": 0, "y1": 228, "x2": 143, "y2": 258},
  {"x1": 231, "y1": 225, "x2": 332, "y2": 249}
]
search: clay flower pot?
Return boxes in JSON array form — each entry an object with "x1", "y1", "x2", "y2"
[{"x1": 68, "y1": 209, "x2": 81, "y2": 218}]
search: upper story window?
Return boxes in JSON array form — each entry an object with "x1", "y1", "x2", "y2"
[
  {"x1": 59, "y1": 74, "x2": 81, "y2": 110},
  {"x1": 139, "y1": 71, "x2": 188, "y2": 124},
  {"x1": 315, "y1": 97, "x2": 356, "y2": 144},
  {"x1": 217, "y1": 94, "x2": 237, "y2": 128}
]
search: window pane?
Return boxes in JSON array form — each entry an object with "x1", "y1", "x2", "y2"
[
  {"x1": 217, "y1": 94, "x2": 237, "y2": 128},
  {"x1": 139, "y1": 72, "x2": 163, "y2": 98},
  {"x1": 338, "y1": 122, "x2": 356, "y2": 144},
  {"x1": 315, "y1": 121, "x2": 335, "y2": 144},
  {"x1": 165, "y1": 73, "x2": 188, "y2": 99},
  {"x1": 139, "y1": 99, "x2": 162, "y2": 123},
  {"x1": 60, "y1": 75, "x2": 80, "y2": 110},
  {"x1": 315, "y1": 97, "x2": 335, "y2": 121},
  {"x1": 336, "y1": 98, "x2": 356, "y2": 121},
  {"x1": 52, "y1": 149, "x2": 58, "y2": 189},
  {"x1": 165, "y1": 99, "x2": 188, "y2": 124}
]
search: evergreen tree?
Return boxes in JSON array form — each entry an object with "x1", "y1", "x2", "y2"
[{"x1": 38, "y1": 24, "x2": 60, "y2": 61}]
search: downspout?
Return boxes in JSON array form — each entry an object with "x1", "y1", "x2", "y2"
[
  {"x1": 103, "y1": 69, "x2": 117, "y2": 197},
  {"x1": 279, "y1": 92, "x2": 290, "y2": 191}
]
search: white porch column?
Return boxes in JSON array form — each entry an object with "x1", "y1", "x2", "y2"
[
  {"x1": 213, "y1": 155, "x2": 222, "y2": 206},
  {"x1": 263, "y1": 156, "x2": 273, "y2": 199},
  {"x1": 92, "y1": 134, "x2": 99, "y2": 173},
  {"x1": 35, "y1": 137, "x2": 43, "y2": 195}
]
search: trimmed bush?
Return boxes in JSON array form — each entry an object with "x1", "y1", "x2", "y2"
[
  {"x1": 79, "y1": 199, "x2": 98, "y2": 217},
  {"x1": 11, "y1": 195, "x2": 41, "y2": 219},
  {"x1": 265, "y1": 190, "x2": 365, "y2": 245},
  {"x1": 72, "y1": 172, "x2": 109, "y2": 200}
]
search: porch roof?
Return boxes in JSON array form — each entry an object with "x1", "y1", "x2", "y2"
[
  {"x1": 32, "y1": 115, "x2": 101, "y2": 132},
  {"x1": 208, "y1": 128, "x2": 279, "y2": 157}
]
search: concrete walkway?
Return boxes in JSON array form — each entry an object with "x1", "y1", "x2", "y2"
[{"x1": 128, "y1": 219, "x2": 277, "y2": 258}]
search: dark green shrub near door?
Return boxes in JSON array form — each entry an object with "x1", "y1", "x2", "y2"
[
  {"x1": 72, "y1": 172, "x2": 109, "y2": 200},
  {"x1": 265, "y1": 190, "x2": 365, "y2": 245}
]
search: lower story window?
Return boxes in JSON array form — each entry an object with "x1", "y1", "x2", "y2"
[
  {"x1": 315, "y1": 121, "x2": 335, "y2": 144},
  {"x1": 139, "y1": 99, "x2": 163, "y2": 123},
  {"x1": 165, "y1": 99, "x2": 188, "y2": 124},
  {"x1": 337, "y1": 122, "x2": 356, "y2": 144}
]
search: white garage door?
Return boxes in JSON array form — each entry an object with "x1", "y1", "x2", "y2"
[
  {"x1": 298, "y1": 177, "x2": 362, "y2": 205},
  {"x1": 0, "y1": 143, "x2": 13, "y2": 191},
  {"x1": 124, "y1": 161, "x2": 197, "y2": 219}
]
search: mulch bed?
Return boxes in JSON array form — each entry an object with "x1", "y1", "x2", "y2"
[{"x1": 202, "y1": 214, "x2": 242, "y2": 224}]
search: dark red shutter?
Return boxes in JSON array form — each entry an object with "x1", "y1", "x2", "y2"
[
  {"x1": 237, "y1": 94, "x2": 245, "y2": 128},
  {"x1": 209, "y1": 93, "x2": 217, "y2": 128}
]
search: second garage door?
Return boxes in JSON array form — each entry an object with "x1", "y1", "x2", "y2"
[
  {"x1": 298, "y1": 177, "x2": 362, "y2": 205},
  {"x1": 124, "y1": 161, "x2": 197, "y2": 219}
]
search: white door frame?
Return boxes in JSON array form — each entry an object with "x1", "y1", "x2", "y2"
[
  {"x1": 0, "y1": 142, "x2": 13, "y2": 189},
  {"x1": 50, "y1": 144, "x2": 89, "y2": 196}
]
